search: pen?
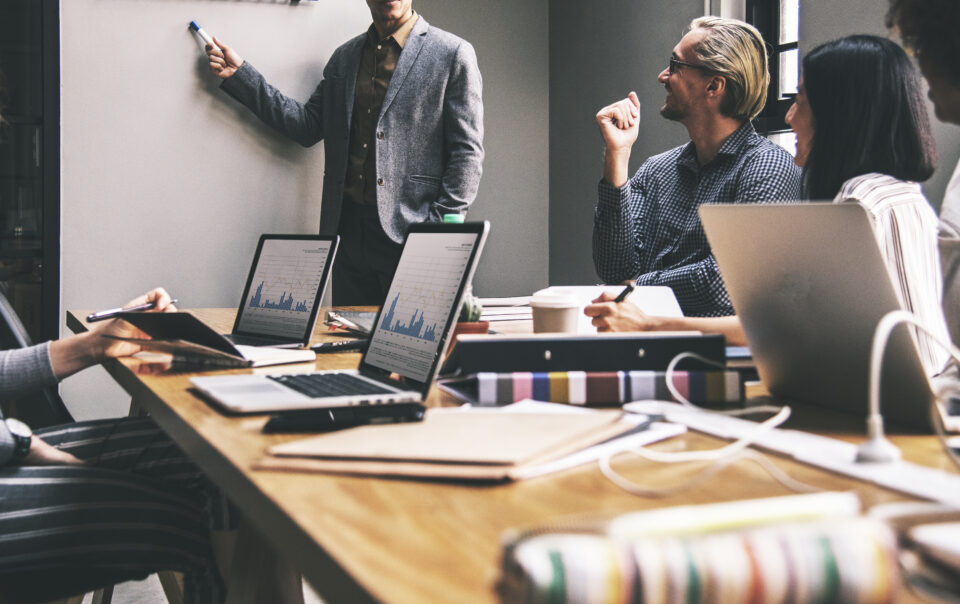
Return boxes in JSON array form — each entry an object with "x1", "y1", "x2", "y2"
[
  {"x1": 311, "y1": 339, "x2": 369, "y2": 353},
  {"x1": 86, "y1": 299, "x2": 179, "y2": 323},
  {"x1": 612, "y1": 284, "x2": 634, "y2": 303}
]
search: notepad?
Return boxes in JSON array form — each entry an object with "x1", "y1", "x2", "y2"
[{"x1": 259, "y1": 407, "x2": 639, "y2": 481}]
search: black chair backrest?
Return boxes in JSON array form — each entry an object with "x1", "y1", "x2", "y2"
[{"x1": 0, "y1": 290, "x2": 74, "y2": 426}]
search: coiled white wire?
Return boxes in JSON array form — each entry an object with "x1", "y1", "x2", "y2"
[
  {"x1": 601, "y1": 310, "x2": 960, "y2": 498},
  {"x1": 600, "y1": 352, "x2": 820, "y2": 496}
]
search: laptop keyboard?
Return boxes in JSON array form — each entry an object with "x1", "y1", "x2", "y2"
[{"x1": 268, "y1": 373, "x2": 396, "y2": 398}]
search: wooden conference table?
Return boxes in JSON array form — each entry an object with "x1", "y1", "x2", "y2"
[{"x1": 67, "y1": 308, "x2": 955, "y2": 604}]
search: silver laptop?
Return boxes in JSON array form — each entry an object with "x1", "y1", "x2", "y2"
[
  {"x1": 699, "y1": 203, "x2": 933, "y2": 429},
  {"x1": 225, "y1": 234, "x2": 339, "y2": 348},
  {"x1": 191, "y1": 221, "x2": 489, "y2": 413}
]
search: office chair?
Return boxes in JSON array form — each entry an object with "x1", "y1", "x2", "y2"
[{"x1": 0, "y1": 289, "x2": 73, "y2": 427}]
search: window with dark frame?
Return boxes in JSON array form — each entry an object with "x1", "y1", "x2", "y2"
[{"x1": 746, "y1": 0, "x2": 799, "y2": 148}]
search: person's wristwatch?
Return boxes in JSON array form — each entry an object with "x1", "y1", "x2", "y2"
[{"x1": 4, "y1": 418, "x2": 32, "y2": 461}]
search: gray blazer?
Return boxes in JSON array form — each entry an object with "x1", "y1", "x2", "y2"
[{"x1": 221, "y1": 16, "x2": 484, "y2": 243}]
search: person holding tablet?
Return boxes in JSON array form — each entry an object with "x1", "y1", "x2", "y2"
[{"x1": 0, "y1": 288, "x2": 235, "y2": 603}]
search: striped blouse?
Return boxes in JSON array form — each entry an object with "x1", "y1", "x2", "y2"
[
  {"x1": 937, "y1": 158, "x2": 960, "y2": 349},
  {"x1": 835, "y1": 173, "x2": 950, "y2": 374}
]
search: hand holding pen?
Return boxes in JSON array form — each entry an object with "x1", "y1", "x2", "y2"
[
  {"x1": 85, "y1": 288, "x2": 178, "y2": 360},
  {"x1": 87, "y1": 295, "x2": 179, "y2": 322},
  {"x1": 583, "y1": 284, "x2": 651, "y2": 332},
  {"x1": 611, "y1": 284, "x2": 634, "y2": 303}
]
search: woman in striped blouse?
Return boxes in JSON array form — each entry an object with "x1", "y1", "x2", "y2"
[{"x1": 586, "y1": 34, "x2": 951, "y2": 377}]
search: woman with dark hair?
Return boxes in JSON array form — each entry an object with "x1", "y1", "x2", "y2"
[
  {"x1": 791, "y1": 35, "x2": 948, "y2": 372},
  {"x1": 586, "y1": 34, "x2": 951, "y2": 375},
  {"x1": 798, "y1": 35, "x2": 936, "y2": 199}
]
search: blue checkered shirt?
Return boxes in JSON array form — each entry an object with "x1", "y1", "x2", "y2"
[{"x1": 592, "y1": 121, "x2": 802, "y2": 317}]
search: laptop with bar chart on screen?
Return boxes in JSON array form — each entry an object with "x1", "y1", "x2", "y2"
[
  {"x1": 191, "y1": 222, "x2": 490, "y2": 413},
  {"x1": 224, "y1": 234, "x2": 339, "y2": 349}
]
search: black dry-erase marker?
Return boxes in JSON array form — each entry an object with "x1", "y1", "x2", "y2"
[{"x1": 262, "y1": 403, "x2": 426, "y2": 433}]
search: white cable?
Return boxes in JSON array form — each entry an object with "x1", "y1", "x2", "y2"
[
  {"x1": 599, "y1": 448, "x2": 821, "y2": 498},
  {"x1": 599, "y1": 351, "x2": 810, "y2": 497},
  {"x1": 866, "y1": 310, "x2": 960, "y2": 471},
  {"x1": 602, "y1": 312, "x2": 960, "y2": 498},
  {"x1": 626, "y1": 405, "x2": 791, "y2": 463},
  {"x1": 664, "y1": 351, "x2": 782, "y2": 416},
  {"x1": 664, "y1": 351, "x2": 723, "y2": 407}
]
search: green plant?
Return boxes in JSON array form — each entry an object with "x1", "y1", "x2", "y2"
[{"x1": 459, "y1": 292, "x2": 483, "y2": 322}]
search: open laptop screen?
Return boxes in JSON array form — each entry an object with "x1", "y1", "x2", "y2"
[
  {"x1": 363, "y1": 226, "x2": 486, "y2": 384},
  {"x1": 233, "y1": 235, "x2": 338, "y2": 342}
]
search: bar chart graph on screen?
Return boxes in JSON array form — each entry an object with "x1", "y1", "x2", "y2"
[
  {"x1": 248, "y1": 281, "x2": 311, "y2": 312},
  {"x1": 365, "y1": 232, "x2": 478, "y2": 381},
  {"x1": 236, "y1": 239, "x2": 332, "y2": 339},
  {"x1": 380, "y1": 293, "x2": 439, "y2": 341}
]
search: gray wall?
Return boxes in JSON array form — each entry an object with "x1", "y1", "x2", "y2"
[
  {"x1": 59, "y1": 1, "x2": 550, "y2": 418},
  {"x1": 548, "y1": 0, "x2": 703, "y2": 285},
  {"x1": 61, "y1": 0, "x2": 366, "y2": 417},
  {"x1": 416, "y1": 0, "x2": 550, "y2": 296}
]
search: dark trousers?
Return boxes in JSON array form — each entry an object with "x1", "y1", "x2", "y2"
[
  {"x1": 0, "y1": 417, "x2": 233, "y2": 604},
  {"x1": 333, "y1": 202, "x2": 403, "y2": 306}
]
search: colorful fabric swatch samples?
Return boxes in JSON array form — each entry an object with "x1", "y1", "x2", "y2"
[{"x1": 469, "y1": 370, "x2": 743, "y2": 406}]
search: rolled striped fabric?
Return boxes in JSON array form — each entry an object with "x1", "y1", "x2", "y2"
[{"x1": 500, "y1": 517, "x2": 899, "y2": 604}]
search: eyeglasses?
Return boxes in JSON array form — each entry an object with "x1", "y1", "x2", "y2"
[{"x1": 668, "y1": 57, "x2": 715, "y2": 75}]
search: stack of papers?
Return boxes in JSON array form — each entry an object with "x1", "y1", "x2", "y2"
[
  {"x1": 256, "y1": 401, "x2": 685, "y2": 482},
  {"x1": 477, "y1": 287, "x2": 685, "y2": 330},
  {"x1": 479, "y1": 296, "x2": 532, "y2": 322}
]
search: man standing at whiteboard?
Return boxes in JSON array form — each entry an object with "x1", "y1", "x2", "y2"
[{"x1": 205, "y1": 0, "x2": 484, "y2": 305}]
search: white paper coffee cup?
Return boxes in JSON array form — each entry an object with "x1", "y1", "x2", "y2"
[{"x1": 529, "y1": 294, "x2": 579, "y2": 333}]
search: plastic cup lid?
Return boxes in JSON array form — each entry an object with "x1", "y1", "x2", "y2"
[{"x1": 529, "y1": 294, "x2": 578, "y2": 308}]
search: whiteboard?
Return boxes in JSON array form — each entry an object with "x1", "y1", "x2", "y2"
[{"x1": 61, "y1": 0, "x2": 369, "y2": 312}]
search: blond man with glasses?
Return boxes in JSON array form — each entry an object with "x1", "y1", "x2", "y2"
[{"x1": 592, "y1": 16, "x2": 801, "y2": 318}]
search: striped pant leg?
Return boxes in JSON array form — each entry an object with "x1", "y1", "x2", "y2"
[
  {"x1": 0, "y1": 417, "x2": 233, "y2": 603},
  {"x1": 36, "y1": 416, "x2": 235, "y2": 531},
  {"x1": 0, "y1": 465, "x2": 223, "y2": 603}
]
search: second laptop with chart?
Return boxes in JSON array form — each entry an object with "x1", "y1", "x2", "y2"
[
  {"x1": 191, "y1": 222, "x2": 490, "y2": 413},
  {"x1": 225, "y1": 234, "x2": 340, "y2": 348}
]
